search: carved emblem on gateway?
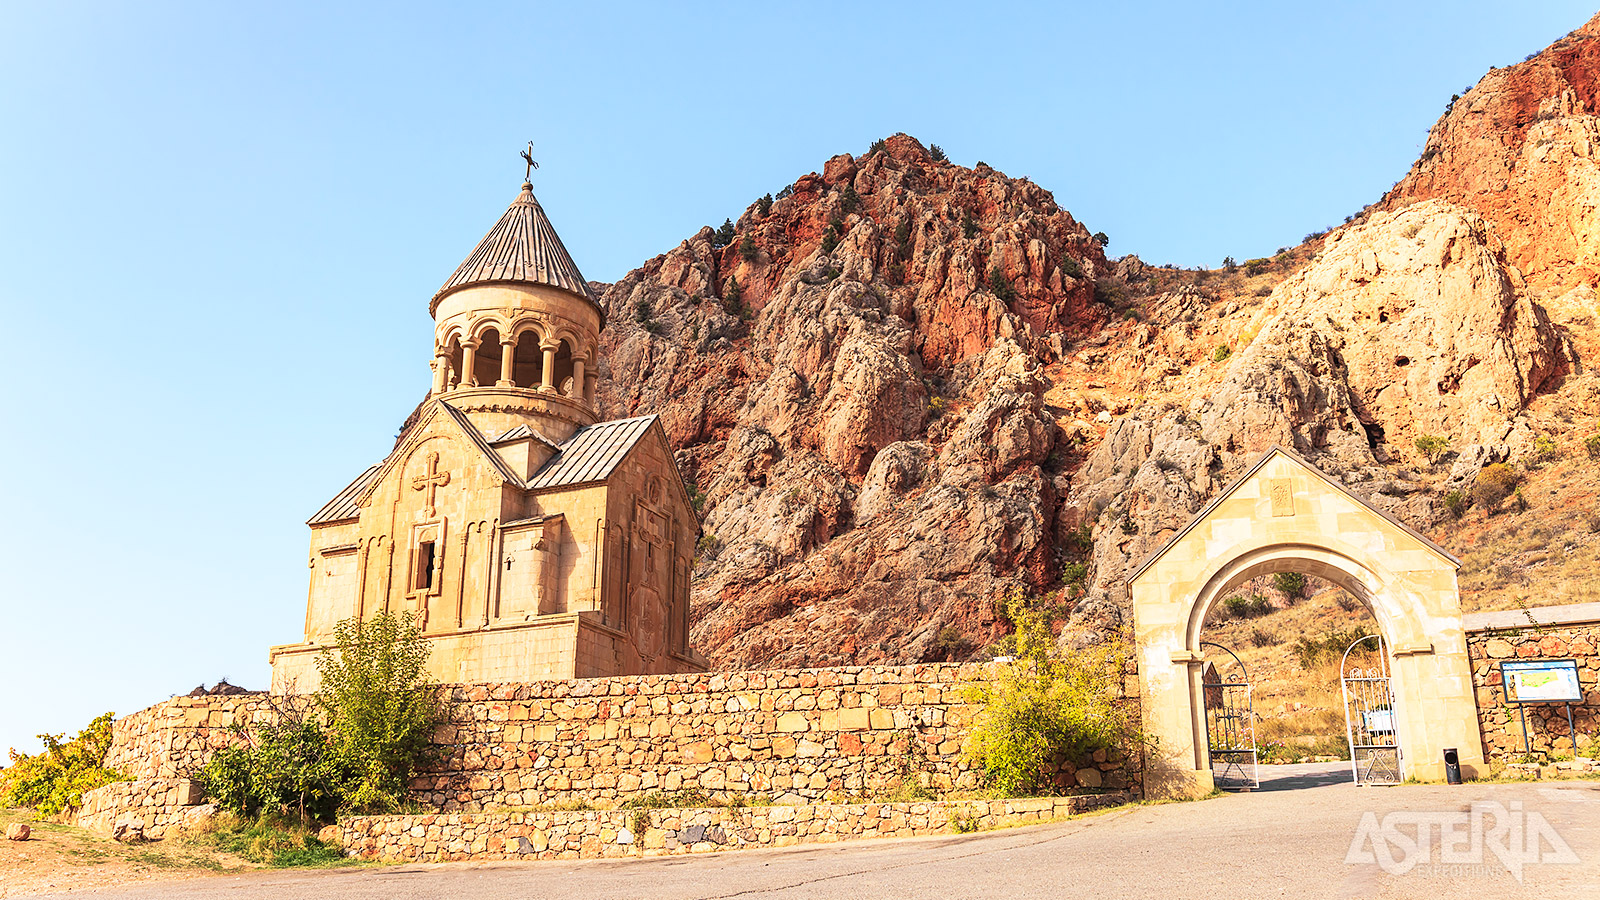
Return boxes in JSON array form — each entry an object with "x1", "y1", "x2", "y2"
[{"x1": 1269, "y1": 479, "x2": 1294, "y2": 517}]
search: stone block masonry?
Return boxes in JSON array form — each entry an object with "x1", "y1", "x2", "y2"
[
  {"x1": 1464, "y1": 603, "x2": 1600, "y2": 762},
  {"x1": 339, "y1": 792, "x2": 1134, "y2": 862},
  {"x1": 417, "y1": 664, "x2": 1140, "y2": 811},
  {"x1": 77, "y1": 663, "x2": 1141, "y2": 839}
]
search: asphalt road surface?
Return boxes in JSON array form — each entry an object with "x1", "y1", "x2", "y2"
[{"x1": 38, "y1": 764, "x2": 1600, "y2": 900}]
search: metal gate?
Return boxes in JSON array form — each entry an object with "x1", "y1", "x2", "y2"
[
  {"x1": 1201, "y1": 641, "x2": 1258, "y2": 791},
  {"x1": 1341, "y1": 634, "x2": 1402, "y2": 786}
]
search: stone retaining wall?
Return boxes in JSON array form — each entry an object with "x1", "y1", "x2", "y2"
[
  {"x1": 76, "y1": 778, "x2": 213, "y2": 840},
  {"x1": 1464, "y1": 603, "x2": 1600, "y2": 762},
  {"x1": 419, "y1": 663, "x2": 1140, "y2": 811},
  {"x1": 103, "y1": 694, "x2": 273, "y2": 780},
  {"x1": 339, "y1": 792, "x2": 1134, "y2": 862}
]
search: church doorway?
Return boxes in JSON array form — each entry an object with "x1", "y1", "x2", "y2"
[{"x1": 1129, "y1": 447, "x2": 1485, "y2": 797}]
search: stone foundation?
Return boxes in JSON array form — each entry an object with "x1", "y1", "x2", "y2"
[
  {"x1": 1464, "y1": 603, "x2": 1600, "y2": 762},
  {"x1": 339, "y1": 792, "x2": 1134, "y2": 862}
]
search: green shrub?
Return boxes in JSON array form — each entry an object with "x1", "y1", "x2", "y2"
[
  {"x1": 961, "y1": 212, "x2": 979, "y2": 239},
  {"x1": 988, "y1": 267, "x2": 1016, "y2": 302},
  {"x1": 1443, "y1": 489, "x2": 1468, "y2": 518},
  {"x1": 1414, "y1": 434, "x2": 1449, "y2": 465},
  {"x1": 1060, "y1": 561, "x2": 1089, "y2": 587},
  {"x1": 929, "y1": 144, "x2": 947, "y2": 162},
  {"x1": 315, "y1": 612, "x2": 447, "y2": 814},
  {"x1": 1, "y1": 713, "x2": 124, "y2": 816},
  {"x1": 1473, "y1": 463, "x2": 1520, "y2": 510},
  {"x1": 1212, "y1": 345, "x2": 1232, "y2": 363},
  {"x1": 722, "y1": 276, "x2": 743, "y2": 316},
  {"x1": 1585, "y1": 433, "x2": 1600, "y2": 461},
  {"x1": 839, "y1": 184, "x2": 859, "y2": 214},
  {"x1": 867, "y1": 138, "x2": 887, "y2": 156},
  {"x1": 962, "y1": 592, "x2": 1137, "y2": 797},
  {"x1": 195, "y1": 705, "x2": 344, "y2": 824},
  {"x1": 739, "y1": 235, "x2": 759, "y2": 262},
  {"x1": 713, "y1": 218, "x2": 736, "y2": 248},
  {"x1": 820, "y1": 226, "x2": 839, "y2": 255},
  {"x1": 1530, "y1": 434, "x2": 1559, "y2": 466},
  {"x1": 1221, "y1": 594, "x2": 1271, "y2": 619},
  {"x1": 756, "y1": 193, "x2": 773, "y2": 215},
  {"x1": 893, "y1": 219, "x2": 914, "y2": 257},
  {"x1": 1092, "y1": 231, "x2": 1109, "y2": 247},
  {"x1": 1060, "y1": 256, "x2": 1082, "y2": 280},
  {"x1": 1272, "y1": 572, "x2": 1306, "y2": 599}
]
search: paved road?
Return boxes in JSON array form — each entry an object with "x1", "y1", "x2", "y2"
[{"x1": 38, "y1": 764, "x2": 1600, "y2": 900}]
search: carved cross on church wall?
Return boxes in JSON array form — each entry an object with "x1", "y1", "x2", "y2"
[{"x1": 411, "y1": 451, "x2": 451, "y2": 518}]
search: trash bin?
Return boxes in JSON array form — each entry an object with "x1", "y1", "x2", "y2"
[{"x1": 1444, "y1": 748, "x2": 1461, "y2": 784}]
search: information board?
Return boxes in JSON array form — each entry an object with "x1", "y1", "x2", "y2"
[{"x1": 1501, "y1": 659, "x2": 1583, "y2": 703}]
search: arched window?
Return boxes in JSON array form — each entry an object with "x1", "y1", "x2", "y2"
[
  {"x1": 553, "y1": 339, "x2": 575, "y2": 396},
  {"x1": 474, "y1": 327, "x2": 503, "y2": 388},
  {"x1": 445, "y1": 337, "x2": 464, "y2": 389},
  {"x1": 513, "y1": 327, "x2": 542, "y2": 388}
]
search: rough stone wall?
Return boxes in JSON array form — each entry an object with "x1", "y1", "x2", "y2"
[
  {"x1": 76, "y1": 779, "x2": 213, "y2": 840},
  {"x1": 1468, "y1": 621, "x2": 1599, "y2": 760},
  {"x1": 418, "y1": 664, "x2": 1139, "y2": 811},
  {"x1": 340, "y1": 792, "x2": 1133, "y2": 862},
  {"x1": 103, "y1": 694, "x2": 273, "y2": 780}
]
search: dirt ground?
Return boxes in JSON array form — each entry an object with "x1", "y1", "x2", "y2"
[{"x1": 0, "y1": 809, "x2": 253, "y2": 898}]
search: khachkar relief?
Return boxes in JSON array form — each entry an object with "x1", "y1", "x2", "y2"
[
  {"x1": 411, "y1": 450, "x2": 451, "y2": 519},
  {"x1": 1269, "y1": 478, "x2": 1294, "y2": 517}
]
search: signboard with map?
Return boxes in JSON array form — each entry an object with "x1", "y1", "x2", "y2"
[{"x1": 1501, "y1": 659, "x2": 1583, "y2": 703}]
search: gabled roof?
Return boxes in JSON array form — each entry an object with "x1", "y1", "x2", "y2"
[
  {"x1": 490, "y1": 423, "x2": 561, "y2": 451},
  {"x1": 525, "y1": 414, "x2": 658, "y2": 491},
  {"x1": 430, "y1": 181, "x2": 602, "y2": 318},
  {"x1": 435, "y1": 402, "x2": 524, "y2": 486},
  {"x1": 307, "y1": 464, "x2": 382, "y2": 526},
  {"x1": 1129, "y1": 444, "x2": 1459, "y2": 582}
]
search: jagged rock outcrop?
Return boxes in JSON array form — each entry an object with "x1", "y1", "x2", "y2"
[
  {"x1": 1381, "y1": 12, "x2": 1600, "y2": 291},
  {"x1": 597, "y1": 136, "x2": 1103, "y2": 667},
  {"x1": 1068, "y1": 201, "x2": 1572, "y2": 614}
]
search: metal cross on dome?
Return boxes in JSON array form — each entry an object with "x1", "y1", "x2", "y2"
[{"x1": 520, "y1": 141, "x2": 539, "y2": 183}]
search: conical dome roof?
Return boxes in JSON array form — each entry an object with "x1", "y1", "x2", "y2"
[{"x1": 431, "y1": 182, "x2": 601, "y2": 316}]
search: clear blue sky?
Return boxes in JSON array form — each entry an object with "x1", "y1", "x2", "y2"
[{"x1": 1, "y1": 1, "x2": 1590, "y2": 756}]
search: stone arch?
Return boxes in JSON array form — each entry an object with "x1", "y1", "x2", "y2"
[{"x1": 1129, "y1": 446, "x2": 1483, "y2": 797}]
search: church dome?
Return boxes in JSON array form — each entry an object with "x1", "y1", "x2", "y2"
[{"x1": 429, "y1": 182, "x2": 605, "y2": 325}]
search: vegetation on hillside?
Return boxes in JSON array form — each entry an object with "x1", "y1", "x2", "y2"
[{"x1": 0, "y1": 713, "x2": 124, "y2": 816}]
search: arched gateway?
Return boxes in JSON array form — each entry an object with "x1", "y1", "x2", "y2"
[{"x1": 1130, "y1": 446, "x2": 1484, "y2": 797}]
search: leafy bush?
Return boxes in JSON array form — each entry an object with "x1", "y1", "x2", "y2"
[
  {"x1": 893, "y1": 219, "x2": 914, "y2": 258},
  {"x1": 1530, "y1": 434, "x2": 1559, "y2": 466},
  {"x1": 1, "y1": 713, "x2": 124, "y2": 816},
  {"x1": 1060, "y1": 256, "x2": 1082, "y2": 280},
  {"x1": 1092, "y1": 231, "x2": 1109, "y2": 247},
  {"x1": 1212, "y1": 345, "x2": 1231, "y2": 363},
  {"x1": 1222, "y1": 256, "x2": 1237, "y2": 271},
  {"x1": 195, "y1": 703, "x2": 344, "y2": 824},
  {"x1": 1585, "y1": 434, "x2": 1600, "y2": 461},
  {"x1": 739, "y1": 235, "x2": 759, "y2": 262},
  {"x1": 1060, "y1": 561, "x2": 1088, "y2": 588},
  {"x1": 929, "y1": 144, "x2": 947, "y2": 162},
  {"x1": 1293, "y1": 626, "x2": 1374, "y2": 668},
  {"x1": 1443, "y1": 489, "x2": 1469, "y2": 518},
  {"x1": 1272, "y1": 572, "x2": 1306, "y2": 599},
  {"x1": 1473, "y1": 463, "x2": 1520, "y2": 511},
  {"x1": 963, "y1": 592, "x2": 1137, "y2": 796},
  {"x1": 1221, "y1": 594, "x2": 1271, "y2": 620},
  {"x1": 1414, "y1": 434, "x2": 1449, "y2": 465}
]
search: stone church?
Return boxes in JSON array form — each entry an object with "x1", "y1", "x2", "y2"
[{"x1": 270, "y1": 176, "x2": 706, "y2": 691}]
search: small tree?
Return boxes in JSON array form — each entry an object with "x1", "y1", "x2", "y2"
[
  {"x1": 739, "y1": 234, "x2": 759, "y2": 262},
  {"x1": 1414, "y1": 434, "x2": 1449, "y2": 466},
  {"x1": 756, "y1": 193, "x2": 773, "y2": 215},
  {"x1": 1, "y1": 713, "x2": 123, "y2": 816},
  {"x1": 1272, "y1": 572, "x2": 1307, "y2": 600},
  {"x1": 840, "y1": 184, "x2": 860, "y2": 214},
  {"x1": 1222, "y1": 256, "x2": 1237, "y2": 271},
  {"x1": 195, "y1": 698, "x2": 343, "y2": 824},
  {"x1": 1585, "y1": 433, "x2": 1600, "y2": 461},
  {"x1": 867, "y1": 138, "x2": 887, "y2": 156},
  {"x1": 988, "y1": 266, "x2": 1016, "y2": 302},
  {"x1": 963, "y1": 590, "x2": 1137, "y2": 796},
  {"x1": 820, "y1": 226, "x2": 839, "y2": 255},
  {"x1": 1092, "y1": 231, "x2": 1109, "y2": 247},
  {"x1": 1060, "y1": 255, "x2": 1082, "y2": 279},
  {"x1": 722, "y1": 276, "x2": 743, "y2": 316},
  {"x1": 315, "y1": 612, "x2": 446, "y2": 813},
  {"x1": 961, "y1": 212, "x2": 979, "y2": 240},
  {"x1": 929, "y1": 144, "x2": 947, "y2": 162},
  {"x1": 713, "y1": 219, "x2": 736, "y2": 248}
]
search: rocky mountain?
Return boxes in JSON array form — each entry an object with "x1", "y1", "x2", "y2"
[{"x1": 590, "y1": 14, "x2": 1600, "y2": 669}]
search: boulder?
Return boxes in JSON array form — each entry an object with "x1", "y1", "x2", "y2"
[{"x1": 6, "y1": 823, "x2": 29, "y2": 841}]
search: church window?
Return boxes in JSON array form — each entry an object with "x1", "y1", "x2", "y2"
[{"x1": 414, "y1": 540, "x2": 437, "y2": 591}]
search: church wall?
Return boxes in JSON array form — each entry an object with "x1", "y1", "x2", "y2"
[{"x1": 305, "y1": 520, "x2": 360, "y2": 641}]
